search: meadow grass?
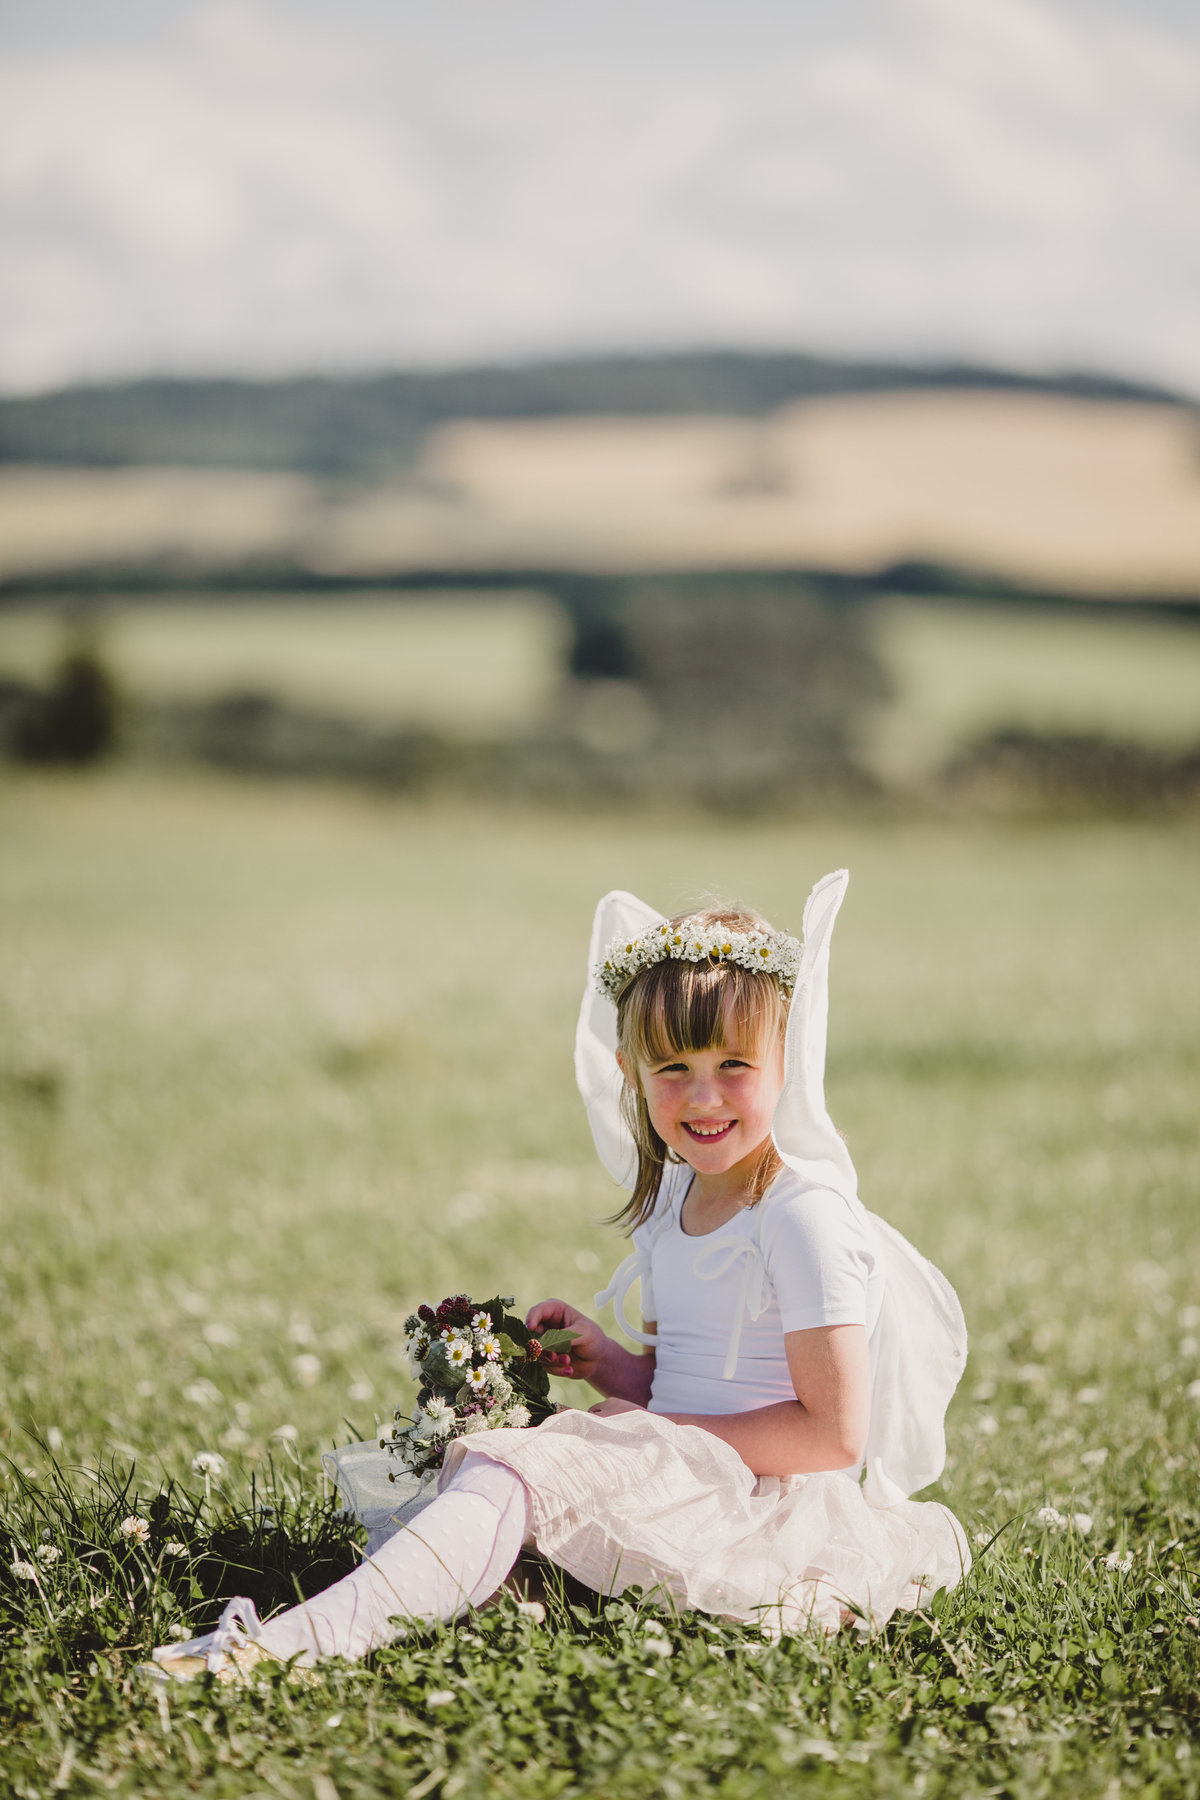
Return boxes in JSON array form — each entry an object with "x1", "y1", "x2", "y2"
[{"x1": 1, "y1": 772, "x2": 1198, "y2": 1798}]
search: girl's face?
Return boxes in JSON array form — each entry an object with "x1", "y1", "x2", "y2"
[{"x1": 624, "y1": 1028, "x2": 785, "y2": 1178}]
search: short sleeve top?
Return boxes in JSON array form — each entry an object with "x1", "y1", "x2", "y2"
[{"x1": 631, "y1": 1162, "x2": 883, "y2": 1416}]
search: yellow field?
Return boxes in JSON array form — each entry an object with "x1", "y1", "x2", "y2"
[{"x1": 2, "y1": 390, "x2": 1199, "y2": 593}]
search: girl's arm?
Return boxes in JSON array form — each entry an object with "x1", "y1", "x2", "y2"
[
  {"x1": 597, "y1": 1324, "x2": 869, "y2": 1477},
  {"x1": 526, "y1": 1299, "x2": 656, "y2": 1408}
]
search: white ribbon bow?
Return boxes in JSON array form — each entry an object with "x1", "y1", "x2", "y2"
[
  {"x1": 691, "y1": 1235, "x2": 772, "y2": 1381},
  {"x1": 594, "y1": 1249, "x2": 658, "y2": 1347}
]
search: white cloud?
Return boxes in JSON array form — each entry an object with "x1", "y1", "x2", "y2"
[{"x1": 0, "y1": 0, "x2": 1197, "y2": 393}]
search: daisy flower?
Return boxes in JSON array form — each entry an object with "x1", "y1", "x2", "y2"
[
  {"x1": 420, "y1": 1400, "x2": 455, "y2": 1438},
  {"x1": 446, "y1": 1340, "x2": 471, "y2": 1369},
  {"x1": 471, "y1": 1312, "x2": 491, "y2": 1332},
  {"x1": 465, "y1": 1367, "x2": 488, "y2": 1395},
  {"x1": 477, "y1": 1334, "x2": 502, "y2": 1362}
]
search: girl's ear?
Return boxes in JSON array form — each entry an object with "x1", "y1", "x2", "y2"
[{"x1": 615, "y1": 1049, "x2": 638, "y2": 1090}]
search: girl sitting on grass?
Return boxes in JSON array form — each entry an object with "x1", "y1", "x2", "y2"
[{"x1": 151, "y1": 870, "x2": 969, "y2": 1678}]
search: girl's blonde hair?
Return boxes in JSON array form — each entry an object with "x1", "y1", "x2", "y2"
[{"x1": 612, "y1": 905, "x2": 790, "y2": 1232}]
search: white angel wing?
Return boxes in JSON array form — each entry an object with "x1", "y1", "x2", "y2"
[
  {"x1": 574, "y1": 888, "x2": 665, "y2": 1187},
  {"x1": 771, "y1": 868, "x2": 858, "y2": 1201},
  {"x1": 771, "y1": 867, "x2": 969, "y2": 1505}
]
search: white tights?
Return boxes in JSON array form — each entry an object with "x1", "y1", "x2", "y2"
[{"x1": 253, "y1": 1458, "x2": 530, "y2": 1667}]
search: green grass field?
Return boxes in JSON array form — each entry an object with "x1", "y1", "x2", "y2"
[
  {"x1": 2, "y1": 594, "x2": 1198, "y2": 773},
  {"x1": 0, "y1": 594, "x2": 568, "y2": 736},
  {"x1": 1, "y1": 772, "x2": 1198, "y2": 1797}
]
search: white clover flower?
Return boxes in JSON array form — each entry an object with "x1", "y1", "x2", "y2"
[
  {"x1": 164, "y1": 1541, "x2": 188, "y2": 1557},
  {"x1": 272, "y1": 1424, "x2": 298, "y2": 1443},
  {"x1": 120, "y1": 1516, "x2": 152, "y2": 1545},
  {"x1": 643, "y1": 1634, "x2": 674, "y2": 1658},
  {"x1": 10, "y1": 1560, "x2": 38, "y2": 1581},
  {"x1": 426, "y1": 1690, "x2": 456, "y2": 1709},
  {"x1": 505, "y1": 1403, "x2": 531, "y2": 1428},
  {"x1": 471, "y1": 1312, "x2": 491, "y2": 1332},
  {"x1": 1081, "y1": 1448, "x2": 1108, "y2": 1468},
  {"x1": 182, "y1": 1380, "x2": 222, "y2": 1408},
  {"x1": 1185, "y1": 1378, "x2": 1200, "y2": 1402},
  {"x1": 477, "y1": 1334, "x2": 503, "y2": 1362},
  {"x1": 516, "y1": 1599, "x2": 546, "y2": 1623},
  {"x1": 190, "y1": 1451, "x2": 227, "y2": 1479},
  {"x1": 446, "y1": 1340, "x2": 471, "y2": 1369},
  {"x1": 462, "y1": 1412, "x2": 490, "y2": 1434},
  {"x1": 292, "y1": 1353, "x2": 322, "y2": 1387},
  {"x1": 464, "y1": 1367, "x2": 488, "y2": 1395},
  {"x1": 1070, "y1": 1513, "x2": 1094, "y2": 1535},
  {"x1": 36, "y1": 1544, "x2": 61, "y2": 1565},
  {"x1": 1104, "y1": 1552, "x2": 1133, "y2": 1573},
  {"x1": 1037, "y1": 1507, "x2": 1066, "y2": 1530},
  {"x1": 972, "y1": 1528, "x2": 991, "y2": 1548}
]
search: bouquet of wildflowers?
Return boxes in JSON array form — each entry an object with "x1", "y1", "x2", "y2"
[{"x1": 388, "y1": 1294, "x2": 574, "y2": 1481}]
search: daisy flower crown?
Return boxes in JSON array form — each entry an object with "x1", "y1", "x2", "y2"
[{"x1": 595, "y1": 916, "x2": 802, "y2": 1003}]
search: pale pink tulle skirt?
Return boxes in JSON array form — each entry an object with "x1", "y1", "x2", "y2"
[{"x1": 442, "y1": 1408, "x2": 970, "y2": 1635}]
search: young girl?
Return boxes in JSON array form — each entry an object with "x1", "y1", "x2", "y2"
[{"x1": 152, "y1": 870, "x2": 969, "y2": 1678}]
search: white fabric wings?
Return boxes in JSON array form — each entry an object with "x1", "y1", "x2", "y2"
[{"x1": 576, "y1": 870, "x2": 968, "y2": 1508}]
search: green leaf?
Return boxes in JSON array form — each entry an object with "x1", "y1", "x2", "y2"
[{"x1": 533, "y1": 1328, "x2": 577, "y2": 1353}]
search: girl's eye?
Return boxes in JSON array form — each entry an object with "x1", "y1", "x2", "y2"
[{"x1": 721, "y1": 1058, "x2": 750, "y2": 1070}]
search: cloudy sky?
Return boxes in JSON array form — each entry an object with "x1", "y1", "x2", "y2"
[{"x1": 2, "y1": 0, "x2": 1198, "y2": 394}]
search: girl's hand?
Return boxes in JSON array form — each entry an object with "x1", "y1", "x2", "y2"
[
  {"x1": 526, "y1": 1298, "x2": 607, "y2": 1382},
  {"x1": 588, "y1": 1396, "x2": 645, "y2": 1418}
]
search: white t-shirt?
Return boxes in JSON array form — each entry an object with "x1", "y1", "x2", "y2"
[{"x1": 633, "y1": 1161, "x2": 883, "y2": 1417}]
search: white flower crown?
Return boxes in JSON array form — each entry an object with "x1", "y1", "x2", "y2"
[{"x1": 595, "y1": 917, "x2": 802, "y2": 1003}]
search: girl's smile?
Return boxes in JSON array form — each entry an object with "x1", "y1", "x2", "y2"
[{"x1": 623, "y1": 1037, "x2": 785, "y2": 1205}]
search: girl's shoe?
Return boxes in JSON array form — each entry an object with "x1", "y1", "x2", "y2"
[{"x1": 144, "y1": 1597, "x2": 294, "y2": 1685}]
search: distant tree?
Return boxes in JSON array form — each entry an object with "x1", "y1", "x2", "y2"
[
  {"x1": 620, "y1": 579, "x2": 890, "y2": 773},
  {"x1": 12, "y1": 638, "x2": 118, "y2": 765}
]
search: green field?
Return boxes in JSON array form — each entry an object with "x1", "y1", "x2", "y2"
[
  {"x1": 0, "y1": 594, "x2": 568, "y2": 736},
  {"x1": 1, "y1": 772, "x2": 1198, "y2": 1797},
  {"x1": 2, "y1": 594, "x2": 1198, "y2": 774}
]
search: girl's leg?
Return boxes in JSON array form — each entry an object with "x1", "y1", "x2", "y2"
[
  {"x1": 150, "y1": 1458, "x2": 530, "y2": 1676},
  {"x1": 254, "y1": 1458, "x2": 530, "y2": 1665}
]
